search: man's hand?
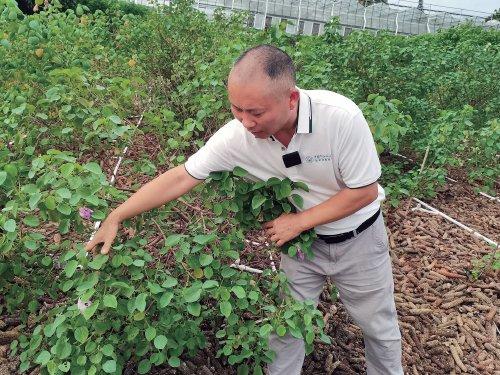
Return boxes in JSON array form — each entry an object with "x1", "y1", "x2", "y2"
[
  {"x1": 263, "y1": 213, "x2": 305, "y2": 247},
  {"x1": 85, "y1": 216, "x2": 120, "y2": 255}
]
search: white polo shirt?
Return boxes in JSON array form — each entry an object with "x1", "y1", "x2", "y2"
[{"x1": 184, "y1": 88, "x2": 385, "y2": 235}]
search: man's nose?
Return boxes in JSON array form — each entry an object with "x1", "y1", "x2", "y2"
[{"x1": 241, "y1": 114, "x2": 256, "y2": 129}]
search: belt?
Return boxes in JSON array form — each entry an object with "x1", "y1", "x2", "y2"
[{"x1": 317, "y1": 209, "x2": 381, "y2": 244}]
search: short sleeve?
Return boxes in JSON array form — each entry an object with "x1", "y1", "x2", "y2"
[
  {"x1": 184, "y1": 125, "x2": 237, "y2": 180},
  {"x1": 337, "y1": 111, "x2": 381, "y2": 188}
]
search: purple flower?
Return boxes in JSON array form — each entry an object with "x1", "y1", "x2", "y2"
[
  {"x1": 79, "y1": 207, "x2": 93, "y2": 220},
  {"x1": 297, "y1": 249, "x2": 305, "y2": 261}
]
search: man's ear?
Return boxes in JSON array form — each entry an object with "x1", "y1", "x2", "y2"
[{"x1": 289, "y1": 89, "x2": 300, "y2": 110}]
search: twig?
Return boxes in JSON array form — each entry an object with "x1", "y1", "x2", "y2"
[
  {"x1": 171, "y1": 206, "x2": 191, "y2": 222},
  {"x1": 152, "y1": 218, "x2": 167, "y2": 244},
  {"x1": 178, "y1": 197, "x2": 203, "y2": 212}
]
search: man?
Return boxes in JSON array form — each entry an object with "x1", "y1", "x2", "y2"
[{"x1": 86, "y1": 45, "x2": 403, "y2": 375}]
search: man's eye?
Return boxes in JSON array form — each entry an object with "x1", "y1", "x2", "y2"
[{"x1": 254, "y1": 113, "x2": 263, "y2": 117}]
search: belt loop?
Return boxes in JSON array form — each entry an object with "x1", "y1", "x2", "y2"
[{"x1": 353, "y1": 228, "x2": 358, "y2": 236}]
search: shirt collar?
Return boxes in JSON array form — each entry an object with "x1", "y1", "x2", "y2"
[
  {"x1": 269, "y1": 87, "x2": 312, "y2": 141},
  {"x1": 296, "y1": 88, "x2": 313, "y2": 134}
]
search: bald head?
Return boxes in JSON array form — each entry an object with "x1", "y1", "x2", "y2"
[{"x1": 229, "y1": 45, "x2": 296, "y2": 97}]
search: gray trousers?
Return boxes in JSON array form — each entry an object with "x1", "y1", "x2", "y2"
[{"x1": 268, "y1": 214, "x2": 404, "y2": 375}]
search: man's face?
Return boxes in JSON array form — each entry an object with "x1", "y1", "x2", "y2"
[{"x1": 227, "y1": 75, "x2": 298, "y2": 139}]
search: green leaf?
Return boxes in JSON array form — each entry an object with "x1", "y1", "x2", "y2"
[
  {"x1": 56, "y1": 188, "x2": 72, "y2": 199},
  {"x1": 74, "y1": 327, "x2": 89, "y2": 344},
  {"x1": 35, "y1": 350, "x2": 51, "y2": 365},
  {"x1": 102, "y1": 360, "x2": 116, "y2": 373},
  {"x1": 276, "y1": 325, "x2": 286, "y2": 337},
  {"x1": 291, "y1": 194, "x2": 304, "y2": 209},
  {"x1": 103, "y1": 295, "x2": 117, "y2": 309},
  {"x1": 251, "y1": 194, "x2": 267, "y2": 210},
  {"x1": 23, "y1": 215, "x2": 40, "y2": 227},
  {"x1": 159, "y1": 292, "x2": 174, "y2": 308},
  {"x1": 145, "y1": 327, "x2": 156, "y2": 341},
  {"x1": 61, "y1": 280, "x2": 74, "y2": 292},
  {"x1": 64, "y1": 260, "x2": 78, "y2": 278},
  {"x1": 44, "y1": 195, "x2": 56, "y2": 210},
  {"x1": 231, "y1": 286, "x2": 246, "y2": 299},
  {"x1": 135, "y1": 293, "x2": 147, "y2": 312},
  {"x1": 305, "y1": 331, "x2": 314, "y2": 344},
  {"x1": 88, "y1": 255, "x2": 109, "y2": 270},
  {"x1": 3, "y1": 219, "x2": 16, "y2": 233},
  {"x1": 60, "y1": 163, "x2": 75, "y2": 177},
  {"x1": 58, "y1": 361, "x2": 70, "y2": 372},
  {"x1": 54, "y1": 337, "x2": 72, "y2": 359},
  {"x1": 138, "y1": 359, "x2": 151, "y2": 374},
  {"x1": 259, "y1": 324, "x2": 273, "y2": 337},
  {"x1": 29, "y1": 192, "x2": 42, "y2": 210},
  {"x1": 165, "y1": 234, "x2": 183, "y2": 247},
  {"x1": 199, "y1": 253, "x2": 213, "y2": 267},
  {"x1": 57, "y1": 204, "x2": 72, "y2": 216},
  {"x1": 153, "y1": 335, "x2": 168, "y2": 350},
  {"x1": 183, "y1": 286, "x2": 201, "y2": 303},
  {"x1": 0, "y1": 171, "x2": 7, "y2": 186},
  {"x1": 161, "y1": 276, "x2": 178, "y2": 288},
  {"x1": 101, "y1": 344, "x2": 114, "y2": 357},
  {"x1": 279, "y1": 182, "x2": 292, "y2": 198},
  {"x1": 220, "y1": 301, "x2": 232, "y2": 318},
  {"x1": 192, "y1": 234, "x2": 216, "y2": 245},
  {"x1": 232, "y1": 166, "x2": 248, "y2": 177},
  {"x1": 202, "y1": 280, "x2": 219, "y2": 289},
  {"x1": 83, "y1": 162, "x2": 102, "y2": 175},
  {"x1": 168, "y1": 357, "x2": 180, "y2": 367},
  {"x1": 294, "y1": 181, "x2": 309, "y2": 192},
  {"x1": 187, "y1": 302, "x2": 201, "y2": 316},
  {"x1": 82, "y1": 301, "x2": 99, "y2": 320},
  {"x1": 109, "y1": 115, "x2": 122, "y2": 124}
]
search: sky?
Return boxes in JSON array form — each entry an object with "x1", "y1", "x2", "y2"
[{"x1": 401, "y1": 0, "x2": 498, "y2": 14}]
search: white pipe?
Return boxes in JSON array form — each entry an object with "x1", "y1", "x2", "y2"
[
  {"x1": 479, "y1": 192, "x2": 500, "y2": 203},
  {"x1": 395, "y1": 12, "x2": 399, "y2": 35},
  {"x1": 411, "y1": 206, "x2": 440, "y2": 215},
  {"x1": 230, "y1": 263, "x2": 263, "y2": 274},
  {"x1": 296, "y1": 0, "x2": 302, "y2": 34},
  {"x1": 412, "y1": 198, "x2": 498, "y2": 247},
  {"x1": 263, "y1": 0, "x2": 269, "y2": 29},
  {"x1": 269, "y1": 253, "x2": 276, "y2": 272},
  {"x1": 363, "y1": 7, "x2": 367, "y2": 30}
]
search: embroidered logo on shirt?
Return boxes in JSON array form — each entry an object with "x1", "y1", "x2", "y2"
[{"x1": 304, "y1": 154, "x2": 332, "y2": 163}]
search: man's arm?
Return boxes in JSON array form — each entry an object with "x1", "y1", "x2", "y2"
[
  {"x1": 85, "y1": 165, "x2": 202, "y2": 254},
  {"x1": 264, "y1": 182, "x2": 378, "y2": 246},
  {"x1": 297, "y1": 182, "x2": 378, "y2": 232}
]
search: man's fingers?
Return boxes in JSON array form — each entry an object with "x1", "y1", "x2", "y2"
[
  {"x1": 85, "y1": 238, "x2": 97, "y2": 253},
  {"x1": 100, "y1": 240, "x2": 111, "y2": 255},
  {"x1": 262, "y1": 221, "x2": 273, "y2": 229}
]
